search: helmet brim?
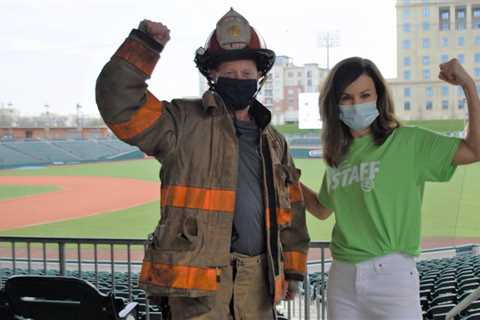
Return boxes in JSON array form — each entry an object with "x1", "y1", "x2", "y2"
[{"x1": 195, "y1": 48, "x2": 275, "y2": 79}]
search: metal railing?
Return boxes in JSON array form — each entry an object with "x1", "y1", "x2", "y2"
[{"x1": 0, "y1": 236, "x2": 478, "y2": 320}]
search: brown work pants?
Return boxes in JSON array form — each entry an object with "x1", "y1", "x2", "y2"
[{"x1": 169, "y1": 253, "x2": 276, "y2": 320}]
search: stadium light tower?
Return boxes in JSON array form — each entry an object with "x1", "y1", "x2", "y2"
[
  {"x1": 44, "y1": 104, "x2": 50, "y2": 139},
  {"x1": 76, "y1": 103, "x2": 82, "y2": 130},
  {"x1": 318, "y1": 31, "x2": 340, "y2": 70}
]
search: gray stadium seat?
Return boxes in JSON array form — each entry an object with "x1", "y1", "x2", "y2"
[{"x1": 2, "y1": 275, "x2": 138, "y2": 320}]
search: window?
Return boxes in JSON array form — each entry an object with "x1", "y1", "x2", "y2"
[
  {"x1": 404, "y1": 101, "x2": 411, "y2": 111},
  {"x1": 441, "y1": 54, "x2": 449, "y2": 63},
  {"x1": 475, "y1": 53, "x2": 480, "y2": 63},
  {"x1": 426, "y1": 101, "x2": 433, "y2": 110},
  {"x1": 423, "y1": 7, "x2": 430, "y2": 17},
  {"x1": 422, "y1": 56, "x2": 430, "y2": 65},
  {"x1": 473, "y1": 7, "x2": 480, "y2": 29},
  {"x1": 422, "y1": 21, "x2": 430, "y2": 31},
  {"x1": 307, "y1": 79, "x2": 312, "y2": 86},
  {"x1": 458, "y1": 54, "x2": 464, "y2": 64},
  {"x1": 476, "y1": 36, "x2": 480, "y2": 46},
  {"x1": 403, "y1": 56, "x2": 411, "y2": 66},
  {"x1": 402, "y1": 39, "x2": 411, "y2": 49},
  {"x1": 287, "y1": 72, "x2": 293, "y2": 78},
  {"x1": 403, "y1": 23, "x2": 410, "y2": 32},
  {"x1": 403, "y1": 8, "x2": 410, "y2": 19},
  {"x1": 423, "y1": 69, "x2": 430, "y2": 80},
  {"x1": 297, "y1": 72, "x2": 302, "y2": 77},
  {"x1": 422, "y1": 38, "x2": 430, "y2": 48},
  {"x1": 458, "y1": 36, "x2": 465, "y2": 47},
  {"x1": 475, "y1": 68, "x2": 480, "y2": 78},
  {"x1": 440, "y1": 7, "x2": 450, "y2": 31},
  {"x1": 458, "y1": 99, "x2": 465, "y2": 109},
  {"x1": 441, "y1": 37, "x2": 448, "y2": 47},
  {"x1": 404, "y1": 70, "x2": 411, "y2": 80},
  {"x1": 307, "y1": 71, "x2": 312, "y2": 77},
  {"x1": 441, "y1": 85, "x2": 449, "y2": 97},
  {"x1": 404, "y1": 87, "x2": 411, "y2": 97},
  {"x1": 426, "y1": 87, "x2": 433, "y2": 97},
  {"x1": 456, "y1": 7, "x2": 466, "y2": 30},
  {"x1": 457, "y1": 87, "x2": 464, "y2": 97},
  {"x1": 442, "y1": 100, "x2": 449, "y2": 110}
]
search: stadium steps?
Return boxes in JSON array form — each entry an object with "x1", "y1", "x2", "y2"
[
  {"x1": 1, "y1": 142, "x2": 46, "y2": 163},
  {"x1": 4, "y1": 140, "x2": 82, "y2": 163}
]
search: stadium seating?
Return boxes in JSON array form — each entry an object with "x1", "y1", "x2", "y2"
[
  {"x1": 1, "y1": 275, "x2": 138, "y2": 320},
  {"x1": 0, "y1": 268, "x2": 160, "y2": 320},
  {"x1": 1, "y1": 253, "x2": 479, "y2": 320},
  {"x1": 0, "y1": 139, "x2": 140, "y2": 169},
  {"x1": 288, "y1": 137, "x2": 321, "y2": 147},
  {"x1": 0, "y1": 144, "x2": 44, "y2": 167},
  {"x1": 416, "y1": 254, "x2": 480, "y2": 320}
]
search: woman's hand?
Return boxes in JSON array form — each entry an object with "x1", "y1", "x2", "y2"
[
  {"x1": 301, "y1": 182, "x2": 332, "y2": 220},
  {"x1": 439, "y1": 58, "x2": 475, "y2": 88}
]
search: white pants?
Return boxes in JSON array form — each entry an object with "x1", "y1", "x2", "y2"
[{"x1": 327, "y1": 253, "x2": 422, "y2": 320}]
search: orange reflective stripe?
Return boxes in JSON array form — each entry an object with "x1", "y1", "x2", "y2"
[
  {"x1": 161, "y1": 185, "x2": 235, "y2": 212},
  {"x1": 109, "y1": 92, "x2": 165, "y2": 140},
  {"x1": 283, "y1": 251, "x2": 307, "y2": 274},
  {"x1": 274, "y1": 273, "x2": 285, "y2": 304},
  {"x1": 115, "y1": 37, "x2": 159, "y2": 76},
  {"x1": 265, "y1": 208, "x2": 271, "y2": 229},
  {"x1": 277, "y1": 208, "x2": 293, "y2": 225},
  {"x1": 139, "y1": 260, "x2": 217, "y2": 291},
  {"x1": 288, "y1": 182, "x2": 304, "y2": 203}
]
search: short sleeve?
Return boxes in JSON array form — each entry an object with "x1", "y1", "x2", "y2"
[{"x1": 414, "y1": 127, "x2": 461, "y2": 182}]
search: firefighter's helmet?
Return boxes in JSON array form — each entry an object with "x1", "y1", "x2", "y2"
[{"x1": 195, "y1": 8, "x2": 275, "y2": 80}]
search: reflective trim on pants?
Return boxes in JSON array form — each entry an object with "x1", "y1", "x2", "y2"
[
  {"x1": 169, "y1": 253, "x2": 276, "y2": 320},
  {"x1": 327, "y1": 253, "x2": 422, "y2": 320}
]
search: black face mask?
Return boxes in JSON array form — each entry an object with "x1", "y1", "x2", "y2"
[{"x1": 214, "y1": 77, "x2": 258, "y2": 111}]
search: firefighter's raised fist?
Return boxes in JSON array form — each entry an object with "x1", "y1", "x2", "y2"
[{"x1": 140, "y1": 20, "x2": 171, "y2": 46}]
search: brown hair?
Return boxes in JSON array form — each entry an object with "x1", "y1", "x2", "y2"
[{"x1": 320, "y1": 57, "x2": 400, "y2": 167}]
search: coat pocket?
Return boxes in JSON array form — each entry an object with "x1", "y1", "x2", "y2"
[
  {"x1": 154, "y1": 215, "x2": 199, "y2": 252},
  {"x1": 274, "y1": 164, "x2": 301, "y2": 208}
]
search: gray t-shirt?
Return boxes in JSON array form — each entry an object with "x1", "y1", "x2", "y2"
[{"x1": 230, "y1": 118, "x2": 266, "y2": 256}]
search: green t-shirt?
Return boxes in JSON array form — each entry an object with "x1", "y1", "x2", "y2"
[{"x1": 318, "y1": 126, "x2": 461, "y2": 263}]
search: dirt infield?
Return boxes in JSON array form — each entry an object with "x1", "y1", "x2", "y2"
[
  {"x1": 0, "y1": 176, "x2": 160, "y2": 231},
  {"x1": 1, "y1": 175, "x2": 478, "y2": 260}
]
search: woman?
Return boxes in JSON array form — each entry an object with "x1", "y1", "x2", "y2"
[{"x1": 301, "y1": 57, "x2": 480, "y2": 319}]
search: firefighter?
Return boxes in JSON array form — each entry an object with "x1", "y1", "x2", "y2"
[{"x1": 96, "y1": 8, "x2": 310, "y2": 319}]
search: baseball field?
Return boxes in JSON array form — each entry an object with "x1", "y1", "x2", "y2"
[{"x1": 0, "y1": 158, "x2": 479, "y2": 249}]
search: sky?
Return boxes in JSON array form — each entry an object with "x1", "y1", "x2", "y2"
[{"x1": 0, "y1": 0, "x2": 397, "y2": 116}]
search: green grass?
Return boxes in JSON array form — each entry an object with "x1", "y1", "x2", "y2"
[
  {"x1": 274, "y1": 120, "x2": 465, "y2": 135},
  {"x1": 273, "y1": 123, "x2": 321, "y2": 135},
  {"x1": 402, "y1": 119, "x2": 465, "y2": 133},
  {"x1": 0, "y1": 185, "x2": 60, "y2": 201},
  {"x1": 0, "y1": 160, "x2": 160, "y2": 182},
  {"x1": 0, "y1": 158, "x2": 479, "y2": 241},
  {"x1": 0, "y1": 201, "x2": 160, "y2": 239}
]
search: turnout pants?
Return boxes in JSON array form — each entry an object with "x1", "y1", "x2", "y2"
[{"x1": 169, "y1": 253, "x2": 276, "y2": 320}]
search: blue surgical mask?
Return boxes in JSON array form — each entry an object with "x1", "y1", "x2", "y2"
[{"x1": 339, "y1": 101, "x2": 379, "y2": 131}]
